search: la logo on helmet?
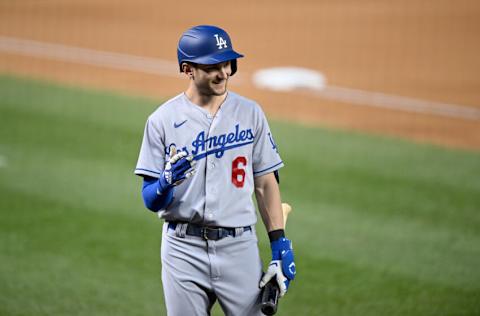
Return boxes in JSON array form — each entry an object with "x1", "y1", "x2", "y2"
[{"x1": 214, "y1": 34, "x2": 228, "y2": 49}]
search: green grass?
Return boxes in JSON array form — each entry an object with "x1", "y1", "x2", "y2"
[{"x1": 1, "y1": 74, "x2": 479, "y2": 315}]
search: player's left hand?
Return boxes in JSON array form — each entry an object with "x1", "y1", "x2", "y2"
[{"x1": 259, "y1": 237, "x2": 296, "y2": 297}]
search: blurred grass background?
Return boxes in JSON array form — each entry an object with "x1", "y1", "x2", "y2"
[{"x1": 1, "y1": 75, "x2": 479, "y2": 315}]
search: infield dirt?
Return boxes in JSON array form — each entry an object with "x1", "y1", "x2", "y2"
[{"x1": 1, "y1": 0, "x2": 479, "y2": 149}]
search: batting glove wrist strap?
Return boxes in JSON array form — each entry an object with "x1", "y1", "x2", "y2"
[
  {"x1": 268, "y1": 229, "x2": 285, "y2": 242},
  {"x1": 157, "y1": 176, "x2": 174, "y2": 196}
]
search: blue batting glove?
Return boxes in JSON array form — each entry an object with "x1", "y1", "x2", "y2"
[
  {"x1": 158, "y1": 146, "x2": 196, "y2": 193},
  {"x1": 259, "y1": 237, "x2": 296, "y2": 297}
]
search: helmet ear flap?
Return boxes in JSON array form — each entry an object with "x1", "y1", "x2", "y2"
[{"x1": 230, "y1": 59, "x2": 238, "y2": 76}]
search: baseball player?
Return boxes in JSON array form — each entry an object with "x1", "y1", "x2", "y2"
[{"x1": 134, "y1": 25, "x2": 296, "y2": 315}]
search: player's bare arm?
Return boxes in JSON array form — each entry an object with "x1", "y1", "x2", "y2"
[{"x1": 254, "y1": 172, "x2": 284, "y2": 232}]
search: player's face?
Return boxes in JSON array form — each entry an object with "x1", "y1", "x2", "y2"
[{"x1": 193, "y1": 61, "x2": 232, "y2": 96}]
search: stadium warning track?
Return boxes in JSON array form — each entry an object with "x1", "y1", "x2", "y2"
[{"x1": 1, "y1": 36, "x2": 479, "y2": 121}]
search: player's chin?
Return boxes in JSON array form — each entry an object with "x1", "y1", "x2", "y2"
[
  {"x1": 211, "y1": 80, "x2": 227, "y2": 96},
  {"x1": 210, "y1": 83, "x2": 228, "y2": 96}
]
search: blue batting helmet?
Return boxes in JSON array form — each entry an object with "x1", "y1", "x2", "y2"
[{"x1": 177, "y1": 25, "x2": 244, "y2": 76}]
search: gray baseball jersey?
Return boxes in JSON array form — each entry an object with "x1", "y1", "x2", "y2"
[{"x1": 135, "y1": 91, "x2": 283, "y2": 227}]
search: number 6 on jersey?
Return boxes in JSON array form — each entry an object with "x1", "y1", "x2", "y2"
[{"x1": 232, "y1": 156, "x2": 247, "y2": 188}]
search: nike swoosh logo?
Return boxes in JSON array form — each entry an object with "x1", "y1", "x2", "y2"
[{"x1": 174, "y1": 120, "x2": 188, "y2": 128}]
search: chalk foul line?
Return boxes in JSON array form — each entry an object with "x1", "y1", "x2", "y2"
[
  {"x1": 0, "y1": 36, "x2": 180, "y2": 77},
  {"x1": 1, "y1": 36, "x2": 478, "y2": 120},
  {"x1": 313, "y1": 85, "x2": 480, "y2": 121}
]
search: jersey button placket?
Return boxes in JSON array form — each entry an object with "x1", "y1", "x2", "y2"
[
  {"x1": 204, "y1": 116, "x2": 220, "y2": 223},
  {"x1": 204, "y1": 154, "x2": 217, "y2": 222}
]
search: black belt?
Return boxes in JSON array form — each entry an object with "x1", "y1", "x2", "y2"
[{"x1": 167, "y1": 222, "x2": 252, "y2": 240}]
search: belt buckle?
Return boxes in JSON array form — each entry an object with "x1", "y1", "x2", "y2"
[{"x1": 203, "y1": 227, "x2": 216, "y2": 240}]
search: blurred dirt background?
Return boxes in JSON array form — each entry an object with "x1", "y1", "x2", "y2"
[{"x1": 1, "y1": 0, "x2": 479, "y2": 149}]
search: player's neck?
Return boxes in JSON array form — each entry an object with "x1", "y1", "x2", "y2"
[{"x1": 185, "y1": 87, "x2": 227, "y2": 115}]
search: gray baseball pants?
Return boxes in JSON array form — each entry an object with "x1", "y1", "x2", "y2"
[{"x1": 160, "y1": 222, "x2": 264, "y2": 316}]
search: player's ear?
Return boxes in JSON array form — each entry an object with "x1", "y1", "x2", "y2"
[{"x1": 182, "y1": 62, "x2": 194, "y2": 79}]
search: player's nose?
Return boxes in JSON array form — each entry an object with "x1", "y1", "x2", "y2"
[
  {"x1": 218, "y1": 67, "x2": 229, "y2": 80},
  {"x1": 217, "y1": 62, "x2": 231, "y2": 80}
]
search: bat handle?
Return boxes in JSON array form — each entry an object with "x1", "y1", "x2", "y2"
[{"x1": 260, "y1": 279, "x2": 280, "y2": 315}]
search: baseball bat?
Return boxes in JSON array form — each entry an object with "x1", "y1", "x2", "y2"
[{"x1": 260, "y1": 203, "x2": 292, "y2": 315}]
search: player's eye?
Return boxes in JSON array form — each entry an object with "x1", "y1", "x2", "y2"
[{"x1": 201, "y1": 62, "x2": 229, "y2": 73}]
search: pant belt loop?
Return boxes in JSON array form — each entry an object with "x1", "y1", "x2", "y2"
[
  {"x1": 175, "y1": 223, "x2": 188, "y2": 238},
  {"x1": 234, "y1": 227, "x2": 244, "y2": 237}
]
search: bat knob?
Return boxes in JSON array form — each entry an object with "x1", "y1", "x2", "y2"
[{"x1": 260, "y1": 279, "x2": 279, "y2": 315}]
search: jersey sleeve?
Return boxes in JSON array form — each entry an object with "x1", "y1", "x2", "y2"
[
  {"x1": 252, "y1": 106, "x2": 284, "y2": 177},
  {"x1": 134, "y1": 117, "x2": 166, "y2": 178}
]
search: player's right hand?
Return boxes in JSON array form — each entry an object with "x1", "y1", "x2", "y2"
[{"x1": 160, "y1": 146, "x2": 196, "y2": 189}]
